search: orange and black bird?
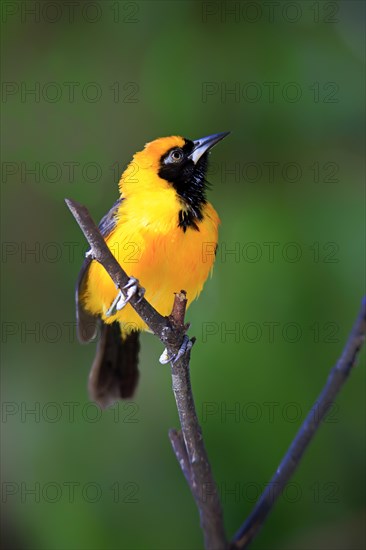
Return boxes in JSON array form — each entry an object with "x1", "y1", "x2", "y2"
[{"x1": 76, "y1": 132, "x2": 229, "y2": 407}]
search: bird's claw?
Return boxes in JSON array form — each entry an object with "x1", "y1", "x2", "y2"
[
  {"x1": 159, "y1": 335, "x2": 193, "y2": 365},
  {"x1": 106, "y1": 277, "x2": 145, "y2": 317},
  {"x1": 85, "y1": 249, "x2": 95, "y2": 259}
]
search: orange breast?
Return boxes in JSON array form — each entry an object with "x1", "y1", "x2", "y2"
[{"x1": 82, "y1": 198, "x2": 219, "y2": 333}]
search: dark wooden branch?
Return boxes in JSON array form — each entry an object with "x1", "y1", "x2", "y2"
[
  {"x1": 65, "y1": 198, "x2": 227, "y2": 550},
  {"x1": 231, "y1": 297, "x2": 366, "y2": 549},
  {"x1": 169, "y1": 428, "x2": 192, "y2": 487},
  {"x1": 168, "y1": 292, "x2": 226, "y2": 550},
  {"x1": 66, "y1": 198, "x2": 365, "y2": 550}
]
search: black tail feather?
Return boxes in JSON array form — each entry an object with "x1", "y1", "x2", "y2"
[{"x1": 88, "y1": 322, "x2": 140, "y2": 408}]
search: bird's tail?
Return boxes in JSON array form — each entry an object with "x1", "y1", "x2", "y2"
[{"x1": 88, "y1": 321, "x2": 140, "y2": 408}]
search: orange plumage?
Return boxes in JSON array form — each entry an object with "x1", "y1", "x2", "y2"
[{"x1": 76, "y1": 132, "x2": 228, "y2": 405}]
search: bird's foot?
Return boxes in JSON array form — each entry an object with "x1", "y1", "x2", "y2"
[
  {"x1": 159, "y1": 335, "x2": 193, "y2": 365},
  {"x1": 106, "y1": 277, "x2": 145, "y2": 317}
]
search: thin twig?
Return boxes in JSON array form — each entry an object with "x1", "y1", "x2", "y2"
[
  {"x1": 169, "y1": 429, "x2": 192, "y2": 486},
  {"x1": 65, "y1": 198, "x2": 227, "y2": 550},
  {"x1": 231, "y1": 297, "x2": 366, "y2": 549}
]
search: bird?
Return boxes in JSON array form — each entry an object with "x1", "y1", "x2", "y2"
[{"x1": 76, "y1": 132, "x2": 230, "y2": 408}]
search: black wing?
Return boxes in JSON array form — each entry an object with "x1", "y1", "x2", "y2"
[{"x1": 75, "y1": 198, "x2": 123, "y2": 342}]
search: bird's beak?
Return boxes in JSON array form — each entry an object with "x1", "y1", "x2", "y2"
[{"x1": 189, "y1": 131, "x2": 230, "y2": 164}]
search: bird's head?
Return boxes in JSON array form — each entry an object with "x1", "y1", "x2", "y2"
[{"x1": 120, "y1": 132, "x2": 230, "y2": 230}]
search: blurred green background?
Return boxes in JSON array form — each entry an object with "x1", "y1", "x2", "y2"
[{"x1": 1, "y1": 1, "x2": 365, "y2": 549}]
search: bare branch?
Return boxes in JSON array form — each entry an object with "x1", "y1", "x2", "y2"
[
  {"x1": 167, "y1": 292, "x2": 226, "y2": 549},
  {"x1": 231, "y1": 297, "x2": 366, "y2": 549},
  {"x1": 65, "y1": 198, "x2": 227, "y2": 550},
  {"x1": 66, "y1": 198, "x2": 365, "y2": 550},
  {"x1": 168, "y1": 429, "x2": 192, "y2": 486}
]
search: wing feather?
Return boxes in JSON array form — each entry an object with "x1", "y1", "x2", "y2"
[{"x1": 75, "y1": 198, "x2": 122, "y2": 342}]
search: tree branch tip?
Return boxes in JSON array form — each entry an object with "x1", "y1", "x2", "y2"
[
  {"x1": 168, "y1": 428, "x2": 179, "y2": 438},
  {"x1": 169, "y1": 290, "x2": 189, "y2": 328},
  {"x1": 64, "y1": 197, "x2": 78, "y2": 209},
  {"x1": 173, "y1": 290, "x2": 188, "y2": 305},
  {"x1": 65, "y1": 197, "x2": 89, "y2": 219}
]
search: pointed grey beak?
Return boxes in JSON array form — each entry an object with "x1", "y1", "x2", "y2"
[{"x1": 188, "y1": 131, "x2": 230, "y2": 164}]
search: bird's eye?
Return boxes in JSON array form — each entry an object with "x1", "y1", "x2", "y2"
[{"x1": 168, "y1": 149, "x2": 183, "y2": 163}]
